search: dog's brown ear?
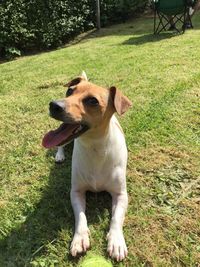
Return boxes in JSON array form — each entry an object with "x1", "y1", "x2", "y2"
[
  {"x1": 64, "y1": 71, "x2": 88, "y2": 87},
  {"x1": 64, "y1": 77, "x2": 82, "y2": 88},
  {"x1": 110, "y1": 86, "x2": 132, "y2": 115}
]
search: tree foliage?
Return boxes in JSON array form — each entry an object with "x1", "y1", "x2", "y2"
[{"x1": 0, "y1": 0, "x2": 147, "y2": 58}]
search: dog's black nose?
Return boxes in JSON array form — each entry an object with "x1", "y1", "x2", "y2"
[{"x1": 49, "y1": 101, "x2": 65, "y2": 114}]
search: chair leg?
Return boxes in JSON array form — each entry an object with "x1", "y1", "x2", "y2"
[
  {"x1": 182, "y1": 7, "x2": 187, "y2": 33},
  {"x1": 155, "y1": 12, "x2": 169, "y2": 34},
  {"x1": 154, "y1": 11, "x2": 163, "y2": 34},
  {"x1": 173, "y1": 13, "x2": 185, "y2": 33},
  {"x1": 154, "y1": 9, "x2": 156, "y2": 34},
  {"x1": 187, "y1": 8, "x2": 193, "y2": 28},
  {"x1": 154, "y1": 10, "x2": 187, "y2": 35},
  {"x1": 165, "y1": 12, "x2": 186, "y2": 34},
  {"x1": 159, "y1": 14, "x2": 167, "y2": 31}
]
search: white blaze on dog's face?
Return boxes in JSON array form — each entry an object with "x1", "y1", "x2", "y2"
[{"x1": 42, "y1": 72, "x2": 132, "y2": 148}]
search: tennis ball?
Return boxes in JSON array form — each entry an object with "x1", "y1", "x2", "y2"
[{"x1": 79, "y1": 255, "x2": 112, "y2": 267}]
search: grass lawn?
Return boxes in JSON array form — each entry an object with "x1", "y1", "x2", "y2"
[{"x1": 0, "y1": 12, "x2": 200, "y2": 267}]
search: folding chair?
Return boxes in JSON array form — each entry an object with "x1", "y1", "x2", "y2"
[{"x1": 153, "y1": 0, "x2": 193, "y2": 34}]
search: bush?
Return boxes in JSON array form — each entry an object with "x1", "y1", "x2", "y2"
[
  {"x1": 0, "y1": 0, "x2": 147, "y2": 58},
  {"x1": 90, "y1": 0, "x2": 148, "y2": 26}
]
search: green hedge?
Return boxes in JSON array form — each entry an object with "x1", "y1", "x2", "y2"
[
  {"x1": 100, "y1": 0, "x2": 148, "y2": 26},
  {"x1": 0, "y1": 0, "x2": 147, "y2": 58}
]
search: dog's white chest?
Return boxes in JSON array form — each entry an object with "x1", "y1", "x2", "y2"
[
  {"x1": 90, "y1": 145, "x2": 108, "y2": 160},
  {"x1": 72, "y1": 144, "x2": 110, "y2": 190},
  {"x1": 71, "y1": 116, "x2": 127, "y2": 192}
]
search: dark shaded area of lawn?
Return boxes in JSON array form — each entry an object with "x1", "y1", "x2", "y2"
[{"x1": 0, "y1": 144, "x2": 112, "y2": 266}]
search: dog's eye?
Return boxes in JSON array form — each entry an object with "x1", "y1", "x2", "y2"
[
  {"x1": 66, "y1": 88, "x2": 74, "y2": 97},
  {"x1": 83, "y1": 97, "x2": 99, "y2": 106}
]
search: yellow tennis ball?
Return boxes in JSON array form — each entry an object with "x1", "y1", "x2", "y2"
[{"x1": 79, "y1": 255, "x2": 112, "y2": 267}]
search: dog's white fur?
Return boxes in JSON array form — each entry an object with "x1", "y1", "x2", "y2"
[
  {"x1": 55, "y1": 72, "x2": 129, "y2": 261},
  {"x1": 55, "y1": 146, "x2": 65, "y2": 162},
  {"x1": 70, "y1": 115, "x2": 128, "y2": 261}
]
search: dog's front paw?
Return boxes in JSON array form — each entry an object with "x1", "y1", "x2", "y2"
[
  {"x1": 55, "y1": 147, "x2": 65, "y2": 163},
  {"x1": 107, "y1": 230, "x2": 128, "y2": 261},
  {"x1": 70, "y1": 230, "x2": 90, "y2": 257}
]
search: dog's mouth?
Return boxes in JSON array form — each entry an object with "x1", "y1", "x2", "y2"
[{"x1": 42, "y1": 123, "x2": 89, "y2": 148}]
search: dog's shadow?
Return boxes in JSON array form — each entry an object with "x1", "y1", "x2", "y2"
[{"x1": 0, "y1": 143, "x2": 112, "y2": 266}]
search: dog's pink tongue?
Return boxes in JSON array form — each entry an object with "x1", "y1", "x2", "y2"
[{"x1": 42, "y1": 123, "x2": 78, "y2": 148}]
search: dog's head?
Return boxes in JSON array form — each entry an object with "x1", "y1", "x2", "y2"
[{"x1": 42, "y1": 72, "x2": 132, "y2": 148}]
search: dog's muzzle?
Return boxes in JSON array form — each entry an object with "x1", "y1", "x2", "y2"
[
  {"x1": 49, "y1": 100, "x2": 65, "y2": 113},
  {"x1": 49, "y1": 100, "x2": 65, "y2": 120},
  {"x1": 42, "y1": 99, "x2": 90, "y2": 148}
]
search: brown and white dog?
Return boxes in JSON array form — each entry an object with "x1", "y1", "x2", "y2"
[{"x1": 42, "y1": 72, "x2": 132, "y2": 261}]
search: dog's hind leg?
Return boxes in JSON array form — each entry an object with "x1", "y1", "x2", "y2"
[{"x1": 55, "y1": 146, "x2": 65, "y2": 163}]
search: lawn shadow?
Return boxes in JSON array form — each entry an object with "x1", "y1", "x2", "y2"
[
  {"x1": 0, "y1": 143, "x2": 112, "y2": 266},
  {"x1": 122, "y1": 32, "x2": 179, "y2": 46}
]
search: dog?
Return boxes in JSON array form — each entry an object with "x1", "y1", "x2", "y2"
[{"x1": 42, "y1": 72, "x2": 132, "y2": 261}]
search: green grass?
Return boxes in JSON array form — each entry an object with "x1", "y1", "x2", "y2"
[{"x1": 0, "y1": 13, "x2": 200, "y2": 267}]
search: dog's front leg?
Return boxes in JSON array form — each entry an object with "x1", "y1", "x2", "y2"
[
  {"x1": 55, "y1": 146, "x2": 65, "y2": 163},
  {"x1": 70, "y1": 190, "x2": 90, "y2": 256},
  {"x1": 107, "y1": 192, "x2": 128, "y2": 261}
]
